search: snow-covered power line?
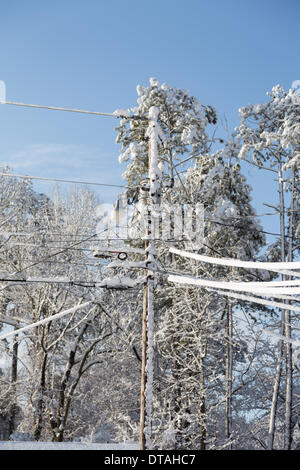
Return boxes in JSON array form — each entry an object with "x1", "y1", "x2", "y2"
[
  {"x1": 0, "y1": 275, "x2": 143, "y2": 288},
  {"x1": 168, "y1": 277, "x2": 300, "y2": 314},
  {"x1": 210, "y1": 290, "x2": 300, "y2": 315},
  {"x1": 263, "y1": 330, "x2": 300, "y2": 347},
  {"x1": 170, "y1": 248, "x2": 300, "y2": 278},
  {"x1": 4, "y1": 100, "x2": 147, "y2": 120},
  {"x1": 0, "y1": 301, "x2": 92, "y2": 341},
  {"x1": 167, "y1": 274, "x2": 300, "y2": 296}
]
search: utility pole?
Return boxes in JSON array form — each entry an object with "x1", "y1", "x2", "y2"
[
  {"x1": 139, "y1": 106, "x2": 163, "y2": 450},
  {"x1": 8, "y1": 327, "x2": 19, "y2": 437}
]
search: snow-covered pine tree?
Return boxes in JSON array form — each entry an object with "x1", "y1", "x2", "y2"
[
  {"x1": 116, "y1": 77, "x2": 217, "y2": 203},
  {"x1": 235, "y1": 84, "x2": 300, "y2": 449},
  {"x1": 114, "y1": 78, "x2": 265, "y2": 449},
  {"x1": 156, "y1": 152, "x2": 266, "y2": 449},
  {"x1": 113, "y1": 78, "x2": 220, "y2": 449}
]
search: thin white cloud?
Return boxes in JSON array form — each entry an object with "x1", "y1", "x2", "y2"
[
  {"x1": 0, "y1": 143, "x2": 124, "y2": 203},
  {"x1": 4, "y1": 143, "x2": 101, "y2": 170}
]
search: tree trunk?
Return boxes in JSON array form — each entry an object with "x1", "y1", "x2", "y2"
[
  {"x1": 199, "y1": 356, "x2": 206, "y2": 450},
  {"x1": 268, "y1": 337, "x2": 283, "y2": 449},
  {"x1": 34, "y1": 352, "x2": 48, "y2": 441},
  {"x1": 8, "y1": 330, "x2": 18, "y2": 437}
]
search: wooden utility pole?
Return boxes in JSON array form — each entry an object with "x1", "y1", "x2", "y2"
[
  {"x1": 8, "y1": 328, "x2": 19, "y2": 436},
  {"x1": 139, "y1": 107, "x2": 161, "y2": 450}
]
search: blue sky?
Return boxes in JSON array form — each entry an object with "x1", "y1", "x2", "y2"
[{"x1": 0, "y1": 0, "x2": 299, "y2": 235}]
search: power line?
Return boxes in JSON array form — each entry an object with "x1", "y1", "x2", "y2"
[
  {"x1": 205, "y1": 218, "x2": 299, "y2": 239},
  {"x1": 0, "y1": 233, "x2": 99, "y2": 292},
  {"x1": 0, "y1": 227, "x2": 145, "y2": 289},
  {"x1": 4, "y1": 100, "x2": 147, "y2": 121},
  {"x1": 0, "y1": 277, "x2": 103, "y2": 286},
  {"x1": 0, "y1": 259, "x2": 101, "y2": 267},
  {"x1": 0, "y1": 171, "x2": 126, "y2": 189},
  {"x1": 1, "y1": 239, "x2": 134, "y2": 249},
  {"x1": 0, "y1": 230, "x2": 136, "y2": 241},
  {"x1": 170, "y1": 247, "x2": 300, "y2": 278},
  {"x1": 0, "y1": 301, "x2": 93, "y2": 341},
  {"x1": 1, "y1": 174, "x2": 296, "y2": 235}
]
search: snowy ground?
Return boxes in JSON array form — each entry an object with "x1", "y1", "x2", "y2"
[{"x1": 0, "y1": 441, "x2": 139, "y2": 450}]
